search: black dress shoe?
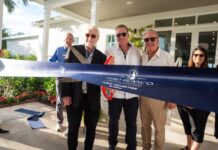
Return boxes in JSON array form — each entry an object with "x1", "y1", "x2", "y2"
[
  {"x1": 108, "y1": 145, "x2": 115, "y2": 150},
  {"x1": 0, "y1": 128, "x2": 10, "y2": 134}
]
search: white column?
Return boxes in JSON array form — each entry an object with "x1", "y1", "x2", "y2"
[
  {"x1": 40, "y1": 6, "x2": 50, "y2": 61},
  {"x1": 170, "y1": 29, "x2": 176, "y2": 60},
  {"x1": 215, "y1": 31, "x2": 218, "y2": 66},
  {"x1": 90, "y1": 0, "x2": 99, "y2": 26},
  {"x1": 0, "y1": 0, "x2": 3, "y2": 49},
  {"x1": 191, "y1": 30, "x2": 198, "y2": 53}
]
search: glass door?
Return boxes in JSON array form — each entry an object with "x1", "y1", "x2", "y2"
[
  {"x1": 175, "y1": 33, "x2": 192, "y2": 66},
  {"x1": 198, "y1": 31, "x2": 217, "y2": 67},
  {"x1": 157, "y1": 31, "x2": 172, "y2": 52}
]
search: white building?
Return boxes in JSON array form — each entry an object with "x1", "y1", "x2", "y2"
[{"x1": 3, "y1": 0, "x2": 218, "y2": 67}]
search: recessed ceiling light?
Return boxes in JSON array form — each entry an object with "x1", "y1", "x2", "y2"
[{"x1": 126, "y1": 1, "x2": 133, "y2": 5}]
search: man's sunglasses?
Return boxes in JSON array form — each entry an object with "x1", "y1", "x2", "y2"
[
  {"x1": 85, "y1": 33, "x2": 97, "y2": 39},
  {"x1": 193, "y1": 54, "x2": 205, "y2": 57},
  {"x1": 116, "y1": 32, "x2": 127, "y2": 38},
  {"x1": 144, "y1": 37, "x2": 157, "y2": 43}
]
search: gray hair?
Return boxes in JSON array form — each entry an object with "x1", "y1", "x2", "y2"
[
  {"x1": 144, "y1": 28, "x2": 159, "y2": 37},
  {"x1": 87, "y1": 25, "x2": 100, "y2": 37},
  {"x1": 65, "y1": 32, "x2": 73, "y2": 38}
]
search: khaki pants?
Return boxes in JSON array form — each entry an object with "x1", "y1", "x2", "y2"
[{"x1": 140, "y1": 96, "x2": 167, "y2": 150}]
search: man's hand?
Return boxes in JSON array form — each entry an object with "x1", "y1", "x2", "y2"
[
  {"x1": 105, "y1": 56, "x2": 115, "y2": 65},
  {"x1": 63, "y1": 96, "x2": 72, "y2": 106},
  {"x1": 108, "y1": 56, "x2": 115, "y2": 64},
  {"x1": 109, "y1": 88, "x2": 116, "y2": 94},
  {"x1": 167, "y1": 102, "x2": 176, "y2": 110}
]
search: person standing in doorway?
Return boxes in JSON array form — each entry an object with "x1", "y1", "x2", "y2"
[{"x1": 49, "y1": 32, "x2": 74, "y2": 135}]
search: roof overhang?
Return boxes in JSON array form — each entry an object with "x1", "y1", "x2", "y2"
[{"x1": 32, "y1": 0, "x2": 218, "y2": 27}]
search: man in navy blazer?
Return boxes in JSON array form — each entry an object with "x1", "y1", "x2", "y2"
[{"x1": 62, "y1": 25, "x2": 106, "y2": 150}]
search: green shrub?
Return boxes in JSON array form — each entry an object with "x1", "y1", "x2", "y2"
[
  {"x1": 43, "y1": 77, "x2": 56, "y2": 96},
  {"x1": 0, "y1": 50, "x2": 56, "y2": 105}
]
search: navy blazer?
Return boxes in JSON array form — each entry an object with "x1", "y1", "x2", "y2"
[{"x1": 62, "y1": 44, "x2": 106, "y2": 110}]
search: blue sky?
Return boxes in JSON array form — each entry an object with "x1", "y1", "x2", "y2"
[{"x1": 3, "y1": 1, "x2": 59, "y2": 35}]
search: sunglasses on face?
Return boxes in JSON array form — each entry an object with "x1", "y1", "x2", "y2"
[
  {"x1": 85, "y1": 33, "x2": 97, "y2": 39},
  {"x1": 144, "y1": 37, "x2": 157, "y2": 43},
  {"x1": 116, "y1": 32, "x2": 127, "y2": 38},
  {"x1": 193, "y1": 53, "x2": 205, "y2": 57}
]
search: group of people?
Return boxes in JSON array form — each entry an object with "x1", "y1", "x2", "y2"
[
  {"x1": 47, "y1": 24, "x2": 217, "y2": 150},
  {"x1": 0, "y1": 23, "x2": 216, "y2": 149}
]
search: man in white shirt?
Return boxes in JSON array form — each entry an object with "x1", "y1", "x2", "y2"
[
  {"x1": 105, "y1": 24, "x2": 141, "y2": 150},
  {"x1": 140, "y1": 29, "x2": 175, "y2": 150}
]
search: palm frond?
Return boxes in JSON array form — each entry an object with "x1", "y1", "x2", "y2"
[
  {"x1": 4, "y1": 0, "x2": 29, "y2": 13},
  {"x1": 4, "y1": 0, "x2": 16, "y2": 13},
  {"x1": 19, "y1": 0, "x2": 29, "y2": 5}
]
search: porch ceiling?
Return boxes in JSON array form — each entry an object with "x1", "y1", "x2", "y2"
[{"x1": 61, "y1": 0, "x2": 218, "y2": 22}]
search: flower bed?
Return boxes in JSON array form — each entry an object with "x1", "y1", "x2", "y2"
[
  {"x1": 0, "y1": 50, "x2": 56, "y2": 107},
  {"x1": 0, "y1": 90, "x2": 57, "y2": 107}
]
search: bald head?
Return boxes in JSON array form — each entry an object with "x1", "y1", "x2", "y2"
[{"x1": 85, "y1": 25, "x2": 100, "y2": 51}]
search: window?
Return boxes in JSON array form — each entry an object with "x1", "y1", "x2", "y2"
[
  {"x1": 157, "y1": 31, "x2": 171, "y2": 52},
  {"x1": 155, "y1": 19, "x2": 172, "y2": 27},
  {"x1": 198, "y1": 13, "x2": 218, "y2": 24},
  {"x1": 174, "y1": 16, "x2": 195, "y2": 26},
  {"x1": 175, "y1": 33, "x2": 192, "y2": 66},
  {"x1": 106, "y1": 34, "x2": 116, "y2": 49},
  {"x1": 198, "y1": 31, "x2": 217, "y2": 65},
  {"x1": 73, "y1": 37, "x2": 79, "y2": 45}
]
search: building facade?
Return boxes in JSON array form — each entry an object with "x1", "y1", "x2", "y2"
[{"x1": 4, "y1": 4, "x2": 218, "y2": 67}]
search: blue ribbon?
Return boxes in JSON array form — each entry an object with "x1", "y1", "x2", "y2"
[{"x1": 1, "y1": 58, "x2": 218, "y2": 112}]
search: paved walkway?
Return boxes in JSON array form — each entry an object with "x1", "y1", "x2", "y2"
[{"x1": 0, "y1": 101, "x2": 217, "y2": 150}]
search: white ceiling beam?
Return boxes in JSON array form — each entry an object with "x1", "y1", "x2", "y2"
[
  {"x1": 55, "y1": 7, "x2": 89, "y2": 24},
  {"x1": 44, "y1": 0, "x2": 84, "y2": 9}
]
